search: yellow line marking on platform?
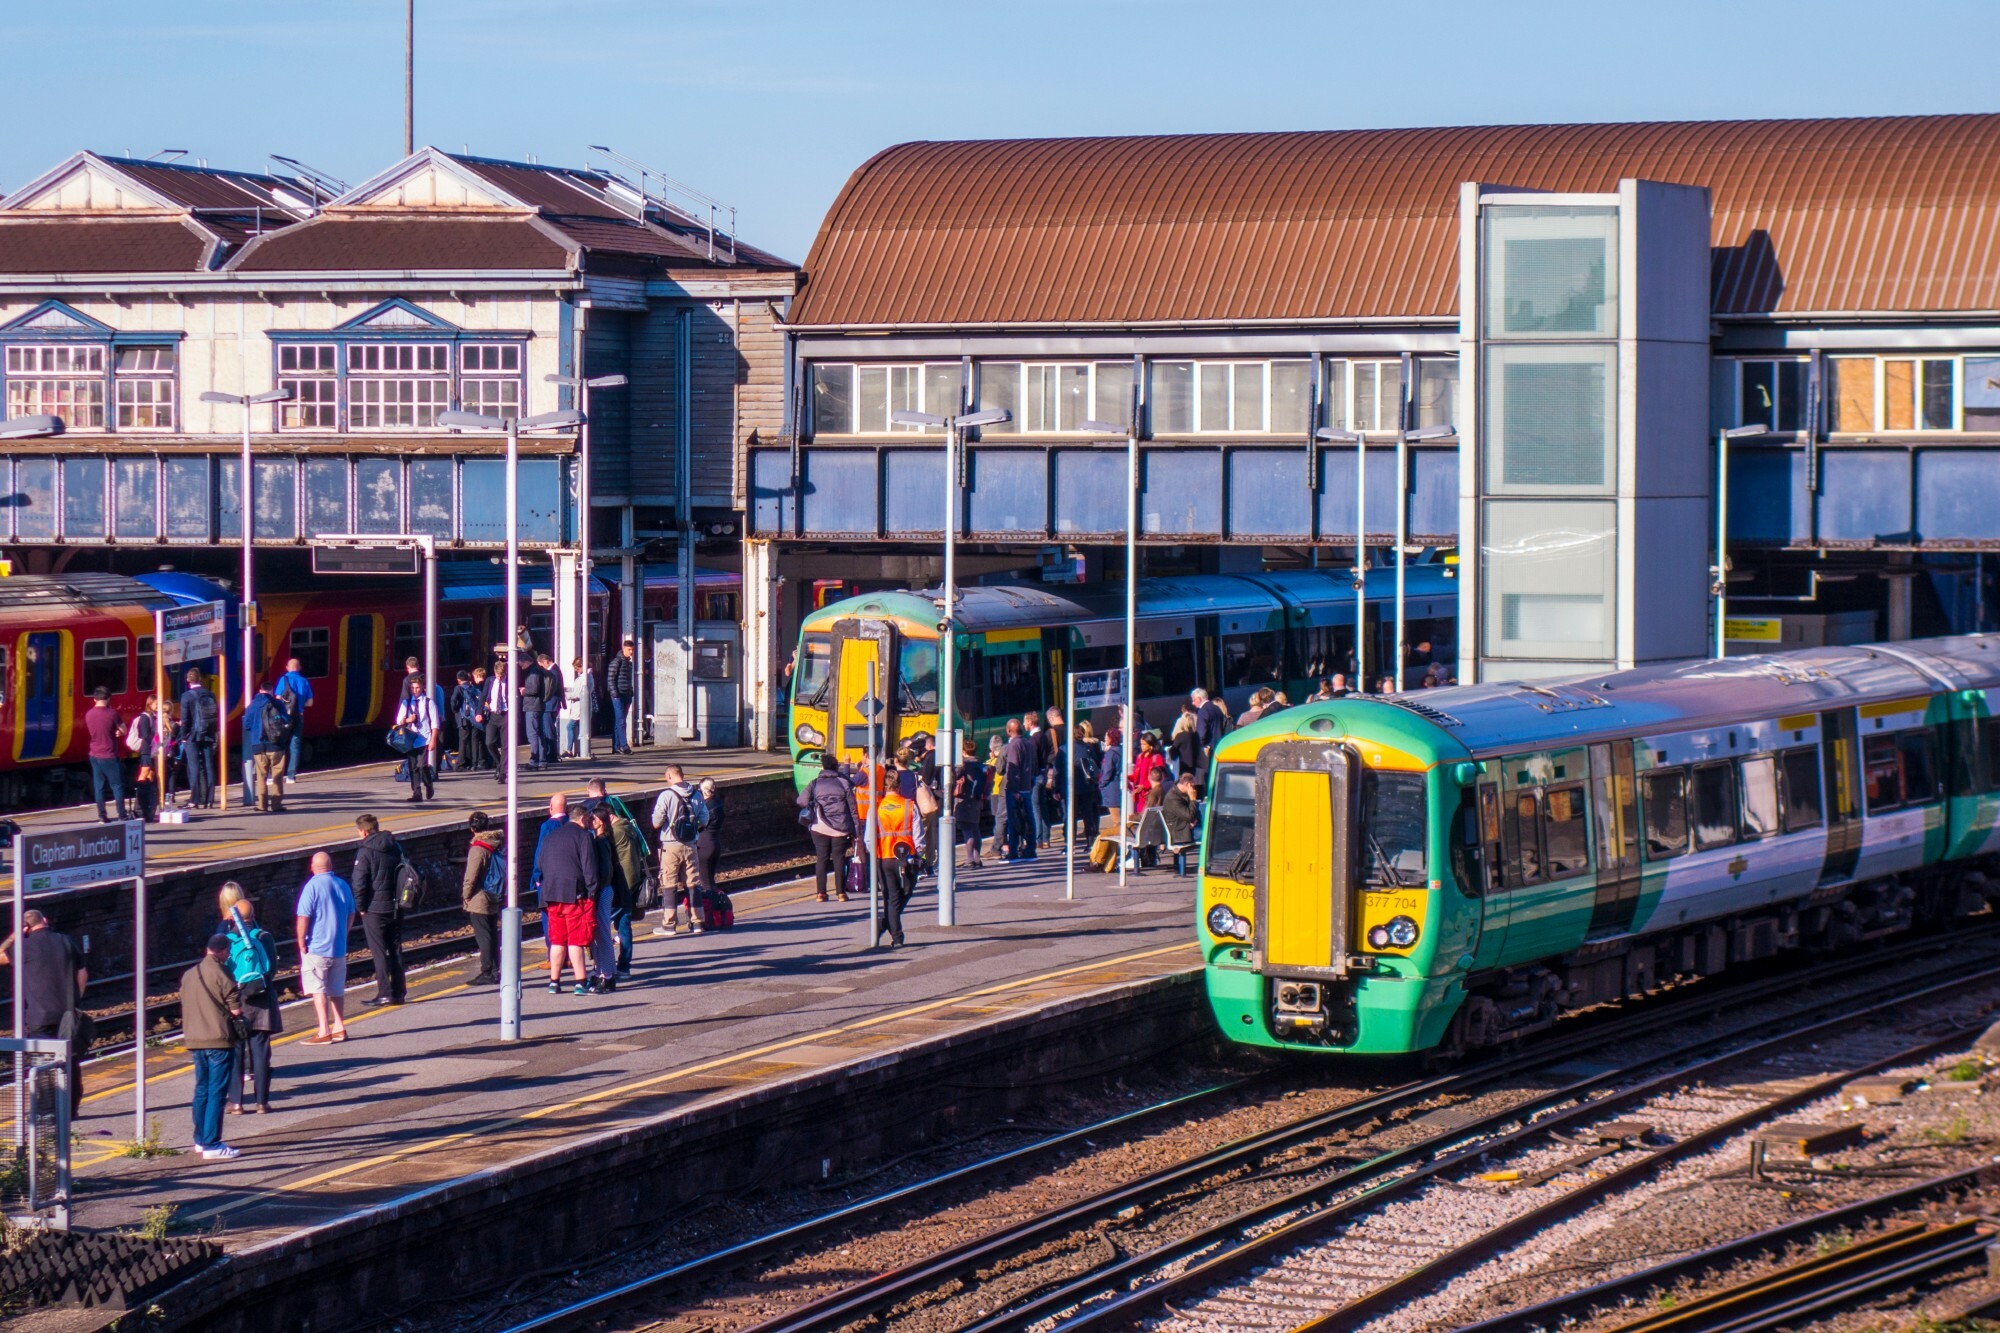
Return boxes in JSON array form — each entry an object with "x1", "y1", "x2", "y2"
[{"x1": 175, "y1": 940, "x2": 1198, "y2": 1223}]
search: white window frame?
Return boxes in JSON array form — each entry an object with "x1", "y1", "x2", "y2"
[
  {"x1": 812, "y1": 362, "x2": 962, "y2": 435},
  {"x1": 278, "y1": 344, "x2": 339, "y2": 431},
  {"x1": 113, "y1": 346, "x2": 177, "y2": 431},
  {"x1": 349, "y1": 375, "x2": 450, "y2": 431},
  {"x1": 5, "y1": 343, "x2": 107, "y2": 429},
  {"x1": 1326, "y1": 358, "x2": 1405, "y2": 434},
  {"x1": 1825, "y1": 353, "x2": 1970, "y2": 435}
]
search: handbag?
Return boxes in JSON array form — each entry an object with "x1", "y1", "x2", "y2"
[
  {"x1": 386, "y1": 725, "x2": 420, "y2": 755},
  {"x1": 914, "y1": 782, "x2": 939, "y2": 817}
]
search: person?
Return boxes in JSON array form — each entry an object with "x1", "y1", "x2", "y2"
[
  {"x1": 692, "y1": 776, "x2": 725, "y2": 922},
  {"x1": 798, "y1": 752, "x2": 860, "y2": 902},
  {"x1": 451, "y1": 669, "x2": 484, "y2": 774},
  {"x1": 563, "y1": 656, "x2": 591, "y2": 759},
  {"x1": 461, "y1": 811, "x2": 503, "y2": 984},
  {"x1": 351, "y1": 813, "x2": 407, "y2": 1006},
  {"x1": 85, "y1": 686, "x2": 125, "y2": 822},
  {"x1": 216, "y1": 884, "x2": 281, "y2": 1114},
  {"x1": 1378, "y1": 674, "x2": 1398, "y2": 696},
  {"x1": 985, "y1": 733, "x2": 1008, "y2": 861},
  {"x1": 275, "y1": 658, "x2": 315, "y2": 780},
  {"x1": 601, "y1": 800, "x2": 647, "y2": 978},
  {"x1": 295, "y1": 851, "x2": 354, "y2": 1044},
  {"x1": 1239, "y1": 688, "x2": 1271, "y2": 728},
  {"x1": 1025, "y1": 711, "x2": 1054, "y2": 848},
  {"x1": 0, "y1": 909, "x2": 87, "y2": 1105},
  {"x1": 1328, "y1": 672, "x2": 1352, "y2": 698},
  {"x1": 1001, "y1": 719, "x2": 1039, "y2": 861},
  {"x1": 1191, "y1": 688, "x2": 1225, "y2": 756},
  {"x1": 952, "y1": 737, "x2": 988, "y2": 870},
  {"x1": 651, "y1": 765, "x2": 704, "y2": 935},
  {"x1": 1067, "y1": 720, "x2": 1105, "y2": 843},
  {"x1": 1096, "y1": 725, "x2": 1125, "y2": 831},
  {"x1": 393, "y1": 673, "x2": 441, "y2": 803},
  {"x1": 242, "y1": 681, "x2": 290, "y2": 813},
  {"x1": 518, "y1": 650, "x2": 551, "y2": 768},
  {"x1": 532, "y1": 792, "x2": 600, "y2": 994},
  {"x1": 1169, "y1": 710, "x2": 1202, "y2": 789},
  {"x1": 1160, "y1": 770, "x2": 1202, "y2": 876},
  {"x1": 126, "y1": 694, "x2": 159, "y2": 823},
  {"x1": 607, "y1": 637, "x2": 638, "y2": 754},
  {"x1": 180, "y1": 934, "x2": 243, "y2": 1160},
  {"x1": 866, "y1": 765, "x2": 921, "y2": 947},
  {"x1": 1264, "y1": 688, "x2": 1292, "y2": 718},
  {"x1": 1128, "y1": 732, "x2": 1168, "y2": 815},
  {"x1": 582, "y1": 805, "x2": 619, "y2": 991},
  {"x1": 537, "y1": 653, "x2": 565, "y2": 765},
  {"x1": 484, "y1": 655, "x2": 511, "y2": 784},
  {"x1": 179, "y1": 667, "x2": 219, "y2": 808}
]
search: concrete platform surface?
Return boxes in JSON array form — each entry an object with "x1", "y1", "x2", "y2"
[{"x1": 53, "y1": 849, "x2": 1199, "y2": 1249}]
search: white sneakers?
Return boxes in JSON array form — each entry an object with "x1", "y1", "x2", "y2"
[{"x1": 199, "y1": 1144, "x2": 241, "y2": 1161}]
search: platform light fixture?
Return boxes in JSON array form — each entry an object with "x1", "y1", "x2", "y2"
[
  {"x1": 891, "y1": 403, "x2": 1011, "y2": 927},
  {"x1": 442, "y1": 406, "x2": 586, "y2": 1040},
  {"x1": 0, "y1": 414, "x2": 62, "y2": 440},
  {"x1": 1714, "y1": 422, "x2": 1770, "y2": 658},
  {"x1": 545, "y1": 373, "x2": 629, "y2": 761}
]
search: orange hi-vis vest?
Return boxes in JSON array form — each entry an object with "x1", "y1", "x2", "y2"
[{"x1": 853, "y1": 765, "x2": 918, "y2": 861}]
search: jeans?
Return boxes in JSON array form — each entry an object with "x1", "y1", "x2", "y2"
[
  {"x1": 1005, "y1": 791, "x2": 1036, "y2": 859},
  {"x1": 90, "y1": 757, "x2": 124, "y2": 820},
  {"x1": 610, "y1": 695, "x2": 633, "y2": 752},
  {"x1": 591, "y1": 888, "x2": 618, "y2": 979},
  {"x1": 187, "y1": 739, "x2": 216, "y2": 807},
  {"x1": 230, "y1": 1031, "x2": 272, "y2": 1108},
  {"x1": 191, "y1": 1048, "x2": 232, "y2": 1148},
  {"x1": 565, "y1": 719, "x2": 581, "y2": 756},
  {"x1": 526, "y1": 707, "x2": 549, "y2": 765},
  {"x1": 468, "y1": 910, "x2": 498, "y2": 978},
  {"x1": 287, "y1": 732, "x2": 304, "y2": 779},
  {"x1": 363, "y1": 911, "x2": 406, "y2": 1001},
  {"x1": 810, "y1": 830, "x2": 851, "y2": 898},
  {"x1": 542, "y1": 703, "x2": 562, "y2": 760},
  {"x1": 611, "y1": 906, "x2": 633, "y2": 972}
]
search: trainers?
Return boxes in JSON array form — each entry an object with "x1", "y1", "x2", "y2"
[
  {"x1": 650, "y1": 926, "x2": 676, "y2": 938},
  {"x1": 572, "y1": 982, "x2": 589, "y2": 997},
  {"x1": 201, "y1": 1144, "x2": 241, "y2": 1161},
  {"x1": 546, "y1": 979, "x2": 562, "y2": 994}
]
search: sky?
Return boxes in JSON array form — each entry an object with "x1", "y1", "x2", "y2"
[{"x1": 1, "y1": 0, "x2": 1994, "y2": 263}]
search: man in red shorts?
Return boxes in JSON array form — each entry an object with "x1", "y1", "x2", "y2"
[{"x1": 532, "y1": 792, "x2": 601, "y2": 995}]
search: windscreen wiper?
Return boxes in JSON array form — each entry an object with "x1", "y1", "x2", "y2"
[
  {"x1": 1227, "y1": 843, "x2": 1256, "y2": 884},
  {"x1": 1366, "y1": 830, "x2": 1410, "y2": 887}
]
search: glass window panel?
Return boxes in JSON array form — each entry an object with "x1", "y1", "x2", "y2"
[
  {"x1": 459, "y1": 458, "x2": 505, "y2": 542},
  {"x1": 1965, "y1": 356, "x2": 2000, "y2": 432},
  {"x1": 1141, "y1": 449, "x2": 1223, "y2": 536},
  {"x1": 966, "y1": 450, "x2": 1046, "y2": 534},
  {"x1": 349, "y1": 377, "x2": 447, "y2": 429},
  {"x1": 977, "y1": 362, "x2": 1020, "y2": 432},
  {"x1": 1197, "y1": 364, "x2": 1229, "y2": 431},
  {"x1": 253, "y1": 458, "x2": 298, "y2": 540},
  {"x1": 407, "y1": 458, "x2": 453, "y2": 537},
  {"x1": 61, "y1": 457, "x2": 106, "y2": 538},
  {"x1": 1883, "y1": 359, "x2": 1915, "y2": 431},
  {"x1": 460, "y1": 377, "x2": 519, "y2": 417},
  {"x1": 1414, "y1": 359, "x2": 1458, "y2": 431},
  {"x1": 1093, "y1": 362, "x2": 1132, "y2": 431},
  {"x1": 1023, "y1": 365, "x2": 1057, "y2": 432},
  {"x1": 1484, "y1": 345, "x2": 1616, "y2": 493},
  {"x1": 1321, "y1": 359, "x2": 1348, "y2": 431},
  {"x1": 1052, "y1": 449, "x2": 1126, "y2": 535},
  {"x1": 280, "y1": 378, "x2": 338, "y2": 430},
  {"x1": 6, "y1": 377, "x2": 105, "y2": 429},
  {"x1": 1270, "y1": 361, "x2": 1312, "y2": 434},
  {"x1": 1780, "y1": 747, "x2": 1822, "y2": 831},
  {"x1": 1506, "y1": 790, "x2": 1545, "y2": 884},
  {"x1": 1740, "y1": 361, "x2": 1776, "y2": 431},
  {"x1": 517, "y1": 458, "x2": 562, "y2": 544},
  {"x1": 1057, "y1": 365, "x2": 1088, "y2": 432},
  {"x1": 881, "y1": 449, "x2": 945, "y2": 533},
  {"x1": 115, "y1": 376, "x2": 175, "y2": 430},
  {"x1": 1738, "y1": 755, "x2": 1779, "y2": 838},
  {"x1": 885, "y1": 365, "x2": 920, "y2": 431},
  {"x1": 1543, "y1": 785, "x2": 1589, "y2": 877},
  {"x1": 1775, "y1": 360, "x2": 1808, "y2": 433},
  {"x1": 164, "y1": 456, "x2": 209, "y2": 539},
  {"x1": 1227, "y1": 450, "x2": 1309, "y2": 537},
  {"x1": 1151, "y1": 362, "x2": 1193, "y2": 434},
  {"x1": 1691, "y1": 763, "x2": 1738, "y2": 850},
  {"x1": 1899, "y1": 729, "x2": 1939, "y2": 803},
  {"x1": 14, "y1": 459, "x2": 55, "y2": 539},
  {"x1": 855, "y1": 365, "x2": 889, "y2": 433},
  {"x1": 1232, "y1": 363, "x2": 1266, "y2": 432},
  {"x1": 1921, "y1": 359, "x2": 1955, "y2": 430},
  {"x1": 303, "y1": 458, "x2": 348, "y2": 538},
  {"x1": 1483, "y1": 204, "x2": 1618, "y2": 337},
  {"x1": 1829, "y1": 357, "x2": 1876, "y2": 432},
  {"x1": 356, "y1": 458, "x2": 402, "y2": 533},
  {"x1": 114, "y1": 457, "x2": 157, "y2": 538},
  {"x1": 923, "y1": 363, "x2": 962, "y2": 420},
  {"x1": 1481, "y1": 499, "x2": 1616, "y2": 660},
  {"x1": 811, "y1": 363, "x2": 854, "y2": 435},
  {"x1": 800, "y1": 450, "x2": 878, "y2": 536}
]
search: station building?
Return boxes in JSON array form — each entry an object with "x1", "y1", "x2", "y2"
[
  {"x1": 0, "y1": 148, "x2": 794, "y2": 735},
  {"x1": 753, "y1": 113, "x2": 2000, "y2": 739}
]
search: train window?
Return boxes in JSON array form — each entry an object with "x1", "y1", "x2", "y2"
[
  {"x1": 0, "y1": 643, "x2": 9, "y2": 704},
  {"x1": 1220, "y1": 632, "x2": 1280, "y2": 689},
  {"x1": 290, "y1": 626, "x2": 331, "y2": 679},
  {"x1": 1984, "y1": 719, "x2": 2000, "y2": 790},
  {"x1": 393, "y1": 622, "x2": 424, "y2": 669},
  {"x1": 81, "y1": 637, "x2": 128, "y2": 696},
  {"x1": 986, "y1": 651, "x2": 1043, "y2": 719},
  {"x1": 1898, "y1": 728, "x2": 1940, "y2": 804},
  {"x1": 1639, "y1": 768, "x2": 1689, "y2": 860},
  {"x1": 1505, "y1": 790, "x2": 1545, "y2": 886},
  {"x1": 1138, "y1": 638, "x2": 1197, "y2": 699},
  {"x1": 1542, "y1": 784, "x2": 1589, "y2": 878},
  {"x1": 136, "y1": 636, "x2": 155, "y2": 694},
  {"x1": 793, "y1": 634, "x2": 831, "y2": 704},
  {"x1": 1692, "y1": 762, "x2": 1739, "y2": 851},
  {"x1": 900, "y1": 640, "x2": 939, "y2": 713},
  {"x1": 1863, "y1": 733, "x2": 1905, "y2": 811},
  {"x1": 1206, "y1": 763, "x2": 1257, "y2": 882},
  {"x1": 1364, "y1": 771, "x2": 1427, "y2": 885},
  {"x1": 440, "y1": 617, "x2": 474, "y2": 669},
  {"x1": 1779, "y1": 747, "x2": 1823, "y2": 832},
  {"x1": 1738, "y1": 755, "x2": 1779, "y2": 840}
]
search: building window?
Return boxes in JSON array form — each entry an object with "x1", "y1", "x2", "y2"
[
  {"x1": 459, "y1": 342, "x2": 522, "y2": 417},
  {"x1": 1827, "y1": 355, "x2": 1963, "y2": 433},
  {"x1": 810, "y1": 362, "x2": 962, "y2": 435},
  {"x1": 81, "y1": 636, "x2": 128, "y2": 696},
  {"x1": 5, "y1": 344, "x2": 107, "y2": 428},
  {"x1": 279, "y1": 344, "x2": 338, "y2": 430},
  {"x1": 348, "y1": 343, "x2": 449, "y2": 430},
  {"x1": 1721, "y1": 358, "x2": 1809, "y2": 433},
  {"x1": 113, "y1": 346, "x2": 176, "y2": 430}
]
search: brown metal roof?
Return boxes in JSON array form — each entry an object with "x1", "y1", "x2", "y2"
[
  {"x1": 104, "y1": 158, "x2": 307, "y2": 215},
  {"x1": 0, "y1": 218, "x2": 213, "y2": 273},
  {"x1": 792, "y1": 114, "x2": 2000, "y2": 327},
  {"x1": 448, "y1": 157, "x2": 630, "y2": 220},
  {"x1": 230, "y1": 215, "x2": 574, "y2": 272}
]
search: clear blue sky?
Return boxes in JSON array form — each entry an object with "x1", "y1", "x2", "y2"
[{"x1": 2, "y1": 0, "x2": 1993, "y2": 263}]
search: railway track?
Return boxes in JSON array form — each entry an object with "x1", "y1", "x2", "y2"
[{"x1": 479, "y1": 925, "x2": 2000, "y2": 1333}]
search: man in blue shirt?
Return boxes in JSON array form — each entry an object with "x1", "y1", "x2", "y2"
[
  {"x1": 294, "y1": 852, "x2": 355, "y2": 1043},
  {"x1": 242, "y1": 684, "x2": 289, "y2": 813},
  {"x1": 275, "y1": 658, "x2": 315, "y2": 780}
]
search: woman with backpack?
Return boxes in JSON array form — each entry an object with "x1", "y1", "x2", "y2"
[
  {"x1": 393, "y1": 673, "x2": 441, "y2": 803},
  {"x1": 461, "y1": 811, "x2": 503, "y2": 984},
  {"x1": 952, "y1": 737, "x2": 989, "y2": 871},
  {"x1": 692, "y1": 777, "x2": 727, "y2": 925},
  {"x1": 216, "y1": 882, "x2": 281, "y2": 1115},
  {"x1": 126, "y1": 695, "x2": 160, "y2": 823},
  {"x1": 797, "y1": 752, "x2": 860, "y2": 903}
]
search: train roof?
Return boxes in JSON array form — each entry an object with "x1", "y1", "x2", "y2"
[
  {"x1": 1344, "y1": 634, "x2": 2000, "y2": 761},
  {"x1": 0, "y1": 572, "x2": 175, "y2": 615}
]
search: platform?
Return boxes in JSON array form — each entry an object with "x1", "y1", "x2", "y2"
[{"x1": 56, "y1": 848, "x2": 1200, "y2": 1273}]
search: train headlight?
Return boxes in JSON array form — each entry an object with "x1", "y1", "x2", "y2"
[
  {"x1": 1386, "y1": 915, "x2": 1420, "y2": 949},
  {"x1": 1206, "y1": 903, "x2": 1252, "y2": 942},
  {"x1": 795, "y1": 722, "x2": 826, "y2": 748}
]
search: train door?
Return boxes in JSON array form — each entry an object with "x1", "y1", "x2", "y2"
[
  {"x1": 1251, "y1": 741, "x2": 1361, "y2": 978},
  {"x1": 14, "y1": 630, "x2": 66, "y2": 762},
  {"x1": 1819, "y1": 707, "x2": 1863, "y2": 883},
  {"x1": 337, "y1": 614, "x2": 384, "y2": 729},
  {"x1": 1586, "y1": 741, "x2": 1642, "y2": 935},
  {"x1": 1470, "y1": 779, "x2": 1510, "y2": 965},
  {"x1": 829, "y1": 618, "x2": 897, "y2": 768}
]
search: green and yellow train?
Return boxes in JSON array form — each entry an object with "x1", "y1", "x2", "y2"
[{"x1": 1200, "y1": 635, "x2": 2000, "y2": 1056}]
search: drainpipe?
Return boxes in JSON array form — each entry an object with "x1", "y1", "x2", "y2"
[{"x1": 676, "y1": 305, "x2": 696, "y2": 740}]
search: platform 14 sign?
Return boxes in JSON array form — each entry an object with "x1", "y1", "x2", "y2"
[
  {"x1": 157, "y1": 600, "x2": 226, "y2": 668},
  {"x1": 14, "y1": 821, "x2": 144, "y2": 896}
]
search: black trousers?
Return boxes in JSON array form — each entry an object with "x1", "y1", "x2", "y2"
[
  {"x1": 187, "y1": 740, "x2": 216, "y2": 806},
  {"x1": 128, "y1": 760, "x2": 157, "y2": 821},
  {"x1": 876, "y1": 855, "x2": 913, "y2": 944},
  {"x1": 468, "y1": 910, "x2": 498, "y2": 978},
  {"x1": 363, "y1": 911, "x2": 406, "y2": 1001},
  {"x1": 485, "y1": 716, "x2": 508, "y2": 779},
  {"x1": 809, "y1": 830, "x2": 850, "y2": 898},
  {"x1": 694, "y1": 831, "x2": 722, "y2": 895},
  {"x1": 230, "y1": 1031, "x2": 273, "y2": 1108}
]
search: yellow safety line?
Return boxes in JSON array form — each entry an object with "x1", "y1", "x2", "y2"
[{"x1": 175, "y1": 940, "x2": 1198, "y2": 1223}]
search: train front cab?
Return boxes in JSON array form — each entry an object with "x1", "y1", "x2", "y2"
[{"x1": 1200, "y1": 717, "x2": 1466, "y2": 1055}]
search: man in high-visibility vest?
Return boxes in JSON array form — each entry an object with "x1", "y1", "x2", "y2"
[{"x1": 854, "y1": 761, "x2": 920, "y2": 947}]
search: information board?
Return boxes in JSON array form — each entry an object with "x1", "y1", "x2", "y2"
[
  {"x1": 157, "y1": 600, "x2": 226, "y2": 668},
  {"x1": 1072, "y1": 668, "x2": 1128, "y2": 710},
  {"x1": 12, "y1": 821, "x2": 144, "y2": 896}
]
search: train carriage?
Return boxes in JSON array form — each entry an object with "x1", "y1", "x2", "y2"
[{"x1": 1200, "y1": 635, "x2": 2000, "y2": 1057}]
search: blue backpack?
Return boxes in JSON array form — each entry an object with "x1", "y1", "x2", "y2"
[{"x1": 226, "y1": 910, "x2": 272, "y2": 998}]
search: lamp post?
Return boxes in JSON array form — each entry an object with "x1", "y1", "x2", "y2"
[
  {"x1": 1316, "y1": 427, "x2": 1366, "y2": 690},
  {"x1": 1393, "y1": 424, "x2": 1455, "y2": 688},
  {"x1": 1081, "y1": 412, "x2": 1138, "y2": 886},
  {"x1": 1714, "y1": 423, "x2": 1769, "y2": 659},
  {"x1": 545, "y1": 372, "x2": 628, "y2": 761},
  {"x1": 890, "y1": 404, "x2": 1011, "y2": 927},
  {"x1": 200, "y1": 389, "x2": 292, "y2": 771},
  {"x1": 442, "y1": 406, "x2": 586, "y2": 1040}
]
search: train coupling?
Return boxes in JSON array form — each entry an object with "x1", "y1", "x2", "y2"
[{"x1": 1270, "y1": 977, "x2": 1356, "y2": 1044}]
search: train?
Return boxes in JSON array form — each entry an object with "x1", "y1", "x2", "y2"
[
  {"x1": 0, "y1": 565, "x2": 738, "y2": 806},
  {"x1": 1199, "y1": 634, "x2": 2000, "y2": 1057},
  {"x1": 786, "y1": 564, "x2": 1458, "y2": 789}
]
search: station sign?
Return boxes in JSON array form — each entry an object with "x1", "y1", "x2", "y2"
[
  {"x1": 1072, "y1": 668, "x2": 1128, "y2": 710},
  {"x1": 12, "y1": 821, "x2": 144, "y2": 896},
  {"x1": 157, "y1": 600, "x2": 226, "y2": 668},
  {"x1": 312, "y1": 545, "x2": 421, "y2": 576},
  {"x1": 1725, "y1": 617, "x2": 1784, "y2": 644}
]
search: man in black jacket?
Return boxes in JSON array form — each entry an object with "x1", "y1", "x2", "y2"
[
  {"x1": 351, "y1": 813, "x2": 407, "y2": 1006},
  {"x1": 179, "y1": 667, "x2": 219, "y2": 808},
  {"x1": 532, "y1": 793, "x2": 601, "y2": 995},
  {"x1": 518, "y1": 652, "x2": 550, "y2": 768},
  {"x1": 607, "y1": 638, "x2": 637, "y2": 754}
]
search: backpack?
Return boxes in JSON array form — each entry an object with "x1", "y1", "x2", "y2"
[
  {"x1": 125, "y1": 713, "x2": 150, "y2": 756},
  {"x1": 193, "y1": 690, "x2": 219, "y2": 736},
  {"x1": 225, "y1": 911, "x2": 272, "y2": 999},
  {"x1": 474, "y1": 838, "x2": 506, "y2": 911},
  {"x1": 395, "y1": 856, "x2": 424, "y2": 912},
  {"x1": 259, "y1": 698, "x2": 291, "y2": 746},
  {"x1": 667, "y1": 789, "x2": 702, "y2": 845}
]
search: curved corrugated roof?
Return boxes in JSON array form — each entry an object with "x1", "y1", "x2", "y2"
[{"x1": 792, "y1": 115, "x2": 2000, "y2": 327}]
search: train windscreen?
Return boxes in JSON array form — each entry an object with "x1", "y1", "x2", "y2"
[
  {"x1": 1206, "y1": 762, "x2": 1257, "y2": 881},
  {"x1": 899, "y1": 639, "x2": 939, "y2": 712},
  {"x1": 795, "y1": 634, "x2": 831, "y2": 704},
  {"x1": 1364, "y1": 771, "x2": 1428, "y2": 887}
]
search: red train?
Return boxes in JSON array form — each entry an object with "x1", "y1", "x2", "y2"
[{"x1": 0, "y1": 566, "x2": 736, "y2": 807}]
